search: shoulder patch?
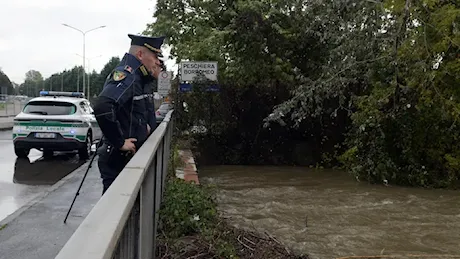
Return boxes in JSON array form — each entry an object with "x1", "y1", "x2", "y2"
[
  {"x1": 113, "y1": 71, "x2": 126, "y2": 81},
  {"x1": 124, "y1": 65, "x2": 133, "y2": 74}
]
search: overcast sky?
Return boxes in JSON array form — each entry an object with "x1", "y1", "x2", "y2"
[{"x1": 0, "y1": 0, "x2": 174, "y2": 84}]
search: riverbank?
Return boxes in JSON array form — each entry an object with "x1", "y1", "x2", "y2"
[{"x1": 155, "y1": 138, "x2": 306, "y2": 258}]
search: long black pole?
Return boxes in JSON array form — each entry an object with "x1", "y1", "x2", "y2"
[{"x1": 64, "y1": 138, "x2": 103, "y2": 224}]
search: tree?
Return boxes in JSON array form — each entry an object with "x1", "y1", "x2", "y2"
[
  {"x1": 145, "y1": 0, "x2": 324, "y2": 164},
  {"x1": 342, "y1": 0, "x2": 460, "y2": 188},
  {"x1": 0, "y1": 70, "x2": 14, "y2": 95},
  {"x1": 17, "y1": 70, "x2": 45, "y2": 96},
  {"x1": 90, "y1": 56, "x2": 120, "y2": 99},
  {"x1": 144, "y1": 0, "x2": 386, "y2": 165},
  {"x1": 25, "y1": 70, "x2": 43, "y2": 82},
  {"x1": 16, "y1": 56, "x2": 120, "y2": 99}
]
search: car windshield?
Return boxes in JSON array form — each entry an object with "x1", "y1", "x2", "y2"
[{"x1": 23, "y1": 101, "x2": 77, "y2": 115}]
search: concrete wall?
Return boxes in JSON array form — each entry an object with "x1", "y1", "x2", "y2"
[{"x1": 175, "y1": 150, "x2": 199, "y2": 184}]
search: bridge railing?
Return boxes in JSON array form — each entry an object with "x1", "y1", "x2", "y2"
[{"x1": 56, "y1": 110, "x2": 174, "y2": 259}]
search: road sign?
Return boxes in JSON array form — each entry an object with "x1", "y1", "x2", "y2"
[
  {"x1": 180, "y1": 61, "x2": 218, "y2": 82},
  {"x1": 157, "y1": 71, "x2": 172, "y2": 96},
  {"x1": 179, "y1": 83, "x2": 220, "y2": 92}
]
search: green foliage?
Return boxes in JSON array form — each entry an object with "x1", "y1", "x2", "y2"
[
  {"x1": 167, "y1": 139, "x2": 184, "y2": 178},
  {"x1": 15, "y1": 57, "x2": 120, "y2": 100},
  {"x1": 0, "y1": 70, "x2": 14, "y2": 95},
  {"x1": 158, "y1": 138, "x2": 237, "y2": 258},
  {"x1": 25, "y1": 70, "x2": 43, "y2": 82},
  {"x1": 158, "y1": 177, "x2": 239, "y2": 258},
  {"x1": 146, "y1": 0, "x2": 312, "y2": 165},
  {"x1": 160, "y1": 178, "x2": 218, "y2": 238},
  {"x1": 342, "y1": 0, "x2": 460, "y2": 188},
  {"x1": 89, "y1": 57, "x2": 121, "y2": 99},
  {"x1": 147, "y1": 0, "x2": 460, "y2": 188}
]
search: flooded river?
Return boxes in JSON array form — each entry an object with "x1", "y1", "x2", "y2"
[{"x1": 200, "y1": 165, "x2": 460, "y2": 259}]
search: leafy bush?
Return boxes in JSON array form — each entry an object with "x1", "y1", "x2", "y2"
[{"x1": 159, "y1": 178, "x2": 218, "y2": 238}]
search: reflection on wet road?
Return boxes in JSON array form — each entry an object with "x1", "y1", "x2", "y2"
[
  {"x1": 0, "y1": 130, "x2": 86, "y2": 222},
  {"x1": 13, "y1": 153, "x2": 84, "y2": 185}
]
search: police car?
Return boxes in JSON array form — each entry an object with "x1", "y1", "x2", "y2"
[{"x1": 12, "y1": 91, "x2": 102, "y2": 159}]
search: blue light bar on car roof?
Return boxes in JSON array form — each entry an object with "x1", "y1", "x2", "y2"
[{"x1": 39, "y1": 91, "x2": 85, "y2": 98}]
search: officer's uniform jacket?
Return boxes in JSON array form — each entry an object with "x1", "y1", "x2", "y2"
[
  {"x1": 144, "y1": 80, "x2": 157, "y2": 130},
  {"x1": 93, "y1": 53, "x2": 156, "y2": 151}
]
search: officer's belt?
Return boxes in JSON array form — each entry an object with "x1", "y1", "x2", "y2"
[
  {"x1": 98, "y1": 143, "x2": 132, "y2": 158},
  {"x1": 133, "y1": 94, "x2": 152, "y2": 100}
]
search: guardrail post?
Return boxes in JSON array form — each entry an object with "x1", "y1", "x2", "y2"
[
  {"x1": 117, "y1": 196, "x2": 139, "y2": 258},
  {"x1": 139, "y1": 158, "x2": 156, "y2": 258},
  {"x1": 161, "y1": 125, "x2": 170, "y2": 198},
  {"x1": 152, "y1": 141, "x2": 163, "y2": 257}
]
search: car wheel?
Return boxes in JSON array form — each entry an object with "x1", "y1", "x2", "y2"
[
  {"x1": 15, "y1": 147, "x2": 30, "y2": 158},
  {"x1": 78, "y1": 132, "x2": 92, "y2": 160}
]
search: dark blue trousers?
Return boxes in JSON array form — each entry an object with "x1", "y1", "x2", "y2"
[{"x1": 97, "y1": 144, "x2": 131, "y2": 194}]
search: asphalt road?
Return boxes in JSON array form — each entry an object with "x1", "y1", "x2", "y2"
[{"x1": 0, "y1": 130, "x2": 86, "y2": 222}]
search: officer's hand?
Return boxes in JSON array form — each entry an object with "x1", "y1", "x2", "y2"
[
  {"x1": 147, "y1": 124, "x2": 151, "y2": 134},
  {"x1": 120, "y1": 138, "x2": 137, "y2": 154}
]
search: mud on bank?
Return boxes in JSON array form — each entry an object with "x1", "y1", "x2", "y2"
[{"x1": 156, "y1": 217, "x2": 306, "y2": 259}]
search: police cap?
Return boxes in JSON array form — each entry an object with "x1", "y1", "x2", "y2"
[{"x1": 128, "y1": 34, "x2": 165, "y2": 57}]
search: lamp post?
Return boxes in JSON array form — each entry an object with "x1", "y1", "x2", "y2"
[
  {"x1": 62, "y1": 23, "x2": 106, "y2": 93},
  {"x1": 76, "y1": 54, "x2": 102, "y2": 98}
]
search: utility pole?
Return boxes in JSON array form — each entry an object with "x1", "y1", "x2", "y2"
[
  {"x1": 62, "y1": 23, "x2": 106, "y2": 93},
  {"x1": 76, "y1": 54, "x2": 101, "y2": 97}
]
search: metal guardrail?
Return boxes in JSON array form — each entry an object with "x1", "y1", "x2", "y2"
[
  {"x1": 56, "y1": 110, "x2": 174, "y2": 259},
  {"x1": 0, "y1": 100, "x2": 26, "y2": 117}
]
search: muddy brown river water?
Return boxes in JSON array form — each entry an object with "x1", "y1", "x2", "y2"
[{"x1": 200, "y1": 165, "x2": 460, "y2": 258}]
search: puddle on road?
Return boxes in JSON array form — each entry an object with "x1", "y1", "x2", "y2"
[
  {"x1": 13, "y1": 152, "x2": 85, "y2": 185},
  {"x1": 0, "y1": 131, "x2": 97, "y2": 222},
  {"x1": 0, "y1": 149, "x2": 89, "y2": 222}
]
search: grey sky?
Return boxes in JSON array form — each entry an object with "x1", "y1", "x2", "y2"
[{"x1": 0, "y1": 0, "x2": 173, "y2": 84}]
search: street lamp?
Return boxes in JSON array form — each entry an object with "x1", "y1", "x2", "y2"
[
  {"x1": 76, "y1": 54, "x2": 102, "y2": 98},
  {"x1": 62, "y1": 23, "x2": 106, "y2": 93}
]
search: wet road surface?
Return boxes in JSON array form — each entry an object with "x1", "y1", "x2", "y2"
[
  {"x1": 0, "y1": 130, "x2": 86, "y2": 222},
  {"x1": 200, "y1": 165, "x2": 460, "y2": 259}
]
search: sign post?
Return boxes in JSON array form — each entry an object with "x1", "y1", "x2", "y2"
[{"x1": 157, "y1": 71, "x2": 172, "y2": 97}]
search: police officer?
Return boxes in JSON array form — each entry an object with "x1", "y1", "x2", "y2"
[{"x1": 94, "y1": 34, "x2": 165, "y2": 194}]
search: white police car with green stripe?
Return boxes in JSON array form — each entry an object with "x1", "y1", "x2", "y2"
[{"x1": 13, "y1": 91, "x2": 102, "y2": 159}]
